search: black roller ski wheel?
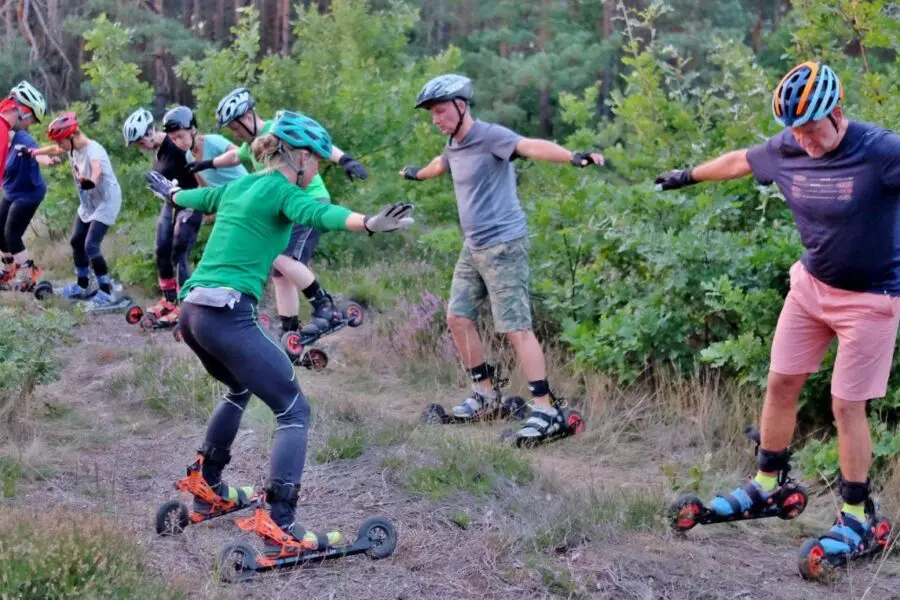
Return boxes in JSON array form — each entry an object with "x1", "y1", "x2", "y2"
[
  {"x1": 875, "y1": 517, "x2": 893, "y2": 547},
  {"x1": 139, "y1": 313, "x2": 158, "y2": 330},
  {"x1": 422, "y1": 403, "x2": 447, "y2": 425},
  {"x1": 669, "y1": 494, "x2": 703, "y2": 532},
  {"x1": 281, "y1": 331, "x2": 304, "y2": 359},
  {"x1": 125, "y1": 305, "x2": 144, "y2": 325},
  {"x1": 562, "y1": 409, "x2": 586, "y2": 436},
  {"x1": 217, "y1": 542, "x2": 260, "y2": 583},
  {"x1": 155, "y1": 500, "x2": 190, "y2": 536},
  {"x1": 33, "y1": 281, "x2": 53, "y2": 301},
  {"x1": 358, "y1": 516, "x2": 398, "y2": 559},
  {"x1": 346, "y1": 302, "x2": 364, "y2": 328},
  {"x1": 776, "y1": 485, "x2": 808, "y2": 520},
  {"x1": 501, "y1": 396, "x2": 528, "y2": 421},
  {"x1": 306, "y1": 348, "x2": 328, "y2": 371},
  {"x1": 172, "y1": 325, "x2": 184, "y2": 343},
  {"x1": 798, "y1": 537, "x2": 827, "y2": 580}
]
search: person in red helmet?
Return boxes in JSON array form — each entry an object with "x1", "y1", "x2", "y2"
[{"x1": 35, "y1": 113, "x2": 125, "y2": 310}]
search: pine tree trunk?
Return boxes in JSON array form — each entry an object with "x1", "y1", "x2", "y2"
[
  {"x1": 214, "y1": 0, "x2": 226, "y2": 41},
  {"x1": 154, "y1": 0, "x2": 169, "y2": 115},
  {"x1": 598, "y1": 0, "x2": 615, "y2": 119},
  {"x1": 183, "y1": 0, "x2": 192, "y2": 29},
  {"x1": 279, "y1": 0, "x2": 291, "y2": 56},
  {"x1": 537, "y1": 0, "x2": 552, "y2": 138}
]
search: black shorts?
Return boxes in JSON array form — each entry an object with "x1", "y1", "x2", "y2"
[{"x1": 281, "y1": 224, "x2": 319, "y2": 266}]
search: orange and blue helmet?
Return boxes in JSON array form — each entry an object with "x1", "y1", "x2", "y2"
[{"x1": 772, "y1": 61, "x2": 843, "y2": 128}]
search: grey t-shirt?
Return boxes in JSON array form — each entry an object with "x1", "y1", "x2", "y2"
[
  {"x1": 441, "y1": 120, "x2": 527, "y2": 249},
  {"x1": 71, "y1": 140, "x2": 122, "y2": 225}
]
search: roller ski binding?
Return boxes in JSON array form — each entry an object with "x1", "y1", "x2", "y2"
[
  {"x1": 798, "y1": 489, "x2": 893, "y2": 580},
  {"x1": 500, "y1": 389, "x2": 586, "y2": 447},
  {"x1": 280, "y1": 298, "x2": 364, "y2": 371},
  {"x1": 216, "y1": 498, "x2": 398, "y2": 583},
  {"x1": 423, "y1": 364, "x2": 529, "y2": 425},
  {"x1": 669, "y1": 426, "x2": 808, "y2": 532},
  {"x1": 155, "y1": 454, "x2": 258, "y2": 536}
]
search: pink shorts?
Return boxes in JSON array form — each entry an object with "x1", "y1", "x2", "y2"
[{"x1": 770, "y1": 262, "x2": 900, "y2": 401}]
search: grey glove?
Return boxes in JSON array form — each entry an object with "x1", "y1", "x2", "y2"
[{"x1": 363, "y1": 203, "x2": 415, "y2": 234}]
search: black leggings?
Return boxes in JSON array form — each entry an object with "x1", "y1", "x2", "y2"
[
  {"x1": 156, "y1": 202, "x2": 202, "y2": 287},
  {"x1": 0, "y1": 198, "x2": 40, "y2": 255},
  {"x1": 179, "y1": 295, "x2": 310, "y2": 525},
  {"x1": 70, "y1": 216, "x2": 110, "y2": 279}
]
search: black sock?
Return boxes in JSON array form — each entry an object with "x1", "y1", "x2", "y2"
[
  {"x1": 99, "y1": 282, "x2": 111, "y2": 294},
  {"x1": 301, "y1": 280, "x2": 321, "y2": 300},
  {"x1": 164, "y1": 289, "x2": 177, "y2": 303},
  {"x1": 280, "y1": 315, "x2": 300, "y2": 332},
  {"x1": 77, "y1": 276, "x2": 89, "y2": 288}
]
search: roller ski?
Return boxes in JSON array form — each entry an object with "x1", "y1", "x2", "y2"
[
  {"x1": 499, "y1": 389, "x2": 586, "y2": 447},
  {"x1": 280, "y1": 296, "x2": 364, "y2": 371},
  {"x1": 155, "y1": 454, "x2": 258, "y2": 536},
  {"x1": 422, "y1": 363, "x2": 528, "y2": 425},
  {"x1": 798, "y1": 486, "x2": 893, "y2": 580},
  {"x1": 216, "y1": 497, "x2": 398, "y2": 583},
  {"x1": 669, "y1": 426, "x2": 808, "y2": 532},
  {"x1": 126, "y1": 298, "x2": 179, "y2": 332}
]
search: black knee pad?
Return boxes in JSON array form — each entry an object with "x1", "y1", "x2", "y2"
[
  {"x1": 528, "y1": 379, "x2": 550, "y2": 398},
  {"x1": 264, "y1": 478, "x2": 300, "y2": 506},
  {"x1": 757, "y1": 448, "x2": 790, "y2": 473},
  {"x1": 198, "y1": 442, "x2": 231, "y2": 466},
  {"x1": 839, "y1": 476, "x2": 871, "y2": 505},
  {"x1": 469, "y1": 363, "x2": 495, "y2": 384}
]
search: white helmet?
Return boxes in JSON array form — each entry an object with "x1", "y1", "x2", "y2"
[
  {"x1": 216, "y1": 87, "x2": 255, "y2": 128},
  {"x1": 123, "y1": 108, "x2": 155, "y2": 145},
  {"x1": 9, "y1": 81, "x2": 46, "y2": 122}
]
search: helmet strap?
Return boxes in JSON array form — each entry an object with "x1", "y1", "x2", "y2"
[
  {"x1": 278, "y1": 144, "x2": 306, "y2": 185},
  {"x1": 237, "y1": 109, "x2": 259, "y2": 141},
  {"x1": 449, "y1": 99, "x2": 468, "y2": 145},
  {"x1": 827, "y1": 112, "x2": 839, "y2": 133}
]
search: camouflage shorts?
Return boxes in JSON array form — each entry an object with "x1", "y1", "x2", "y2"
[{"x1": 447, "y1": 237, "x2": 531, "y2": 333}]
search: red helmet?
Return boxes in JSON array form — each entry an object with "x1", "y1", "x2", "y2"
[{"x1": 47, "y1": 112, "x2": 79, "y2": 142}]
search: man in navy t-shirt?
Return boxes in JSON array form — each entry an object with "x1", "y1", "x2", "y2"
[{"x1": 655, "y1": 62, "x2": 900, "y2": 570}]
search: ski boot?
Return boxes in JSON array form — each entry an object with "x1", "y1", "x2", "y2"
[
  {"x1": 669, "y1": 426, "x2": 809, "y2": 532},
  {"x1": 798, "y1": 490, "x2": 893, "y2": 580},
  {"x1": 501, "y1": 389, "x2": 586, "y2": 447},
  {"x1": 14, "y1": 262, "x2": 43, "y2": 294},
  {"x1": 155, "y1": 454, "x2": 258, "y2": 536},
  {"x1": 423, "y1": 364, "x2": 528, "y2": 425},
  {"x1": 0, "y1": 263, "x2": 18, "y2": 291},
  {"x1": 83, "y1": 289, "x2": 135, "y2": 314},
  {"x1": 280, "y1": 297, "x2": 364, "y2": 370},
  {"x1": 217, "y1": 495, "x2": 397, "y2": 582}
]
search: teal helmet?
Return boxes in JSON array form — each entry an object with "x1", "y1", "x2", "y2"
[{"x1": 270, "y1": 110, "x2": 332, "y2": 159}]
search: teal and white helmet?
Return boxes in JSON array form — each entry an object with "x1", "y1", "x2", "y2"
[
  {"x1": 123, "y1": 108, "x2": 155, "y2": 145},
  {"x1": 270, "y1": 110, "x2": 332, "y2": 160},
  {"x1": 414, "y1": 74, "x2": 474, "y2": 109}
]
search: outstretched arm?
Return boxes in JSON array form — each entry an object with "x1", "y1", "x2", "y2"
[
  {"x1": 655, "y1": 149, "x2": 751, "y2": 190},
  {"x1": 515, "y1": 138, "x2": 604, "y2": 167},
  {"x1": 400, "y1": 155, "x2": 446, "y2": 181},
  {"x1": 330, "y1": 143, "x2": 368, "y2": 181}
]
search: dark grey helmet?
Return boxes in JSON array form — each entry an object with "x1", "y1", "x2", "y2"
[
  {"x1": 414, "y1": 74, "x2": 474, "y2": 109},
  {"x1": 162, "y1": 105, "x2": 196, "y2": 132}
]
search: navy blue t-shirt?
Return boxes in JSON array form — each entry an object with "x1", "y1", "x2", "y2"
[
  {"x1": 3, "y1": 130, "x2": 46, "y2": 205},
  {"x1": 747, "y1": 121, "x2": 900, "y2": 295}
]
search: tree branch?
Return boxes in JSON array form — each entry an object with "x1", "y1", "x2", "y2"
[{"x1": 28, "y1": 0, "x2": 76, "y2": 89}]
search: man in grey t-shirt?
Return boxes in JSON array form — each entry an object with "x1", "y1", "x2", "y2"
[{"x1": 401, "y1": 74, "x2": 603, "y2": 444}]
